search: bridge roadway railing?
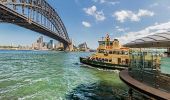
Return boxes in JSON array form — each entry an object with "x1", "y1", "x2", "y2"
[{"x1": 0, "y1": 0, "x2": 70, "y2": 44}]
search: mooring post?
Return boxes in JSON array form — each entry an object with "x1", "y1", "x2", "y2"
[
  {"x1": 128, "y1": 88, "x2": 133, "y2": 100},
  {"x1": 167, "y1": 48, "x2": 170, "y2": 57}
]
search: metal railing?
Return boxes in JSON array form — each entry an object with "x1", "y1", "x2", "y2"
[{"x1": 129, "y1": 50, "x2": 170, "y2": 92}]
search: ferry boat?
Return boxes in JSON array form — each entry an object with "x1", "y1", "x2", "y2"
[{"x1": 80, "y1": 34, "x2": 130, "y2": 70}]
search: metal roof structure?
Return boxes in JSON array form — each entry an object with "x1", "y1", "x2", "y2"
[{"x1": 123, "y1": 32, "x2": 170, "y2": 48}]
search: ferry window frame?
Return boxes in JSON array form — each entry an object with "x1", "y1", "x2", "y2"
[
  {"x1": 98, "y1": 41, "x2": 105, "y2": 46},
  {"x1": 113, "y1": 51, "x2": 116, "y2": 54},
  {"x1": 98, "y1": 49, "x2": 105, "y2": 53},
  {"x1": 110, "y1": 42, "x2": 113, "y2": 46},
  {"x1": 109, "y1": 51, "x2": 112, "y2": 54},
  {"x1": 104, "y1": 58, "x2": 108, "y2": 62}
]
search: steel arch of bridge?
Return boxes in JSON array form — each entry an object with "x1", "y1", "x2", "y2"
[{"x1": 0, "y1": 0, "x2": 70, "y2": 46}]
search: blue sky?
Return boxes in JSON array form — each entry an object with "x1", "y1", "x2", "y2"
[{"x1": 1, "y1": 0, "x2": 170, "y2": 49}]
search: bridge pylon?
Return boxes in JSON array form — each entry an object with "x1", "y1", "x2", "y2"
[{"x1": 63, "y1": 41, "x2": 74, "y2": 51}]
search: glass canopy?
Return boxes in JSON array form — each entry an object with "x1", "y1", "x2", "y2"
[
  {"x1": 124, "y1": 32, "x2": 170, "y2": 48},
  {"x1": 124, "y1": 32, "x2": 170, "y2": 93}
]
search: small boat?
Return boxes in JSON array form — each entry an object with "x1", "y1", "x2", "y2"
[{"x1": 80, "y1": 34, "x2": 129, "y2": 70}]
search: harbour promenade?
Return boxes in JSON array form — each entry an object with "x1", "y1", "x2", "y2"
[{"x1": 120, "y1": 70, "x2": 170, "y2": 100}]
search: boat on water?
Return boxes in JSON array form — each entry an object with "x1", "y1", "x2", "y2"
[{"x1": 80, "y1": 34, "x2": 130, "y2": 70}]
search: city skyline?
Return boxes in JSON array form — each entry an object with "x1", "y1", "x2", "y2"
[{"x1": 1, "y1": 1, "x2": 170, "y2": 49}]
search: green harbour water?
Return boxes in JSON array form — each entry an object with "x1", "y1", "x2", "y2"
[{"x1": 0, "y1": 50, "x2": 127, "y2": 100}]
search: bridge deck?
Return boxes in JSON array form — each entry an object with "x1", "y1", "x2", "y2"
[
  {"x1": 0, "y1": 3, "x2": 70, "y2": 45},
  {"x1": 119, "y1": 69, "x2": 170, "y2": 100}
]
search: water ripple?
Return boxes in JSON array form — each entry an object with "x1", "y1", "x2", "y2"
[{"x1": 0, "y1": 51, "x2": 126, "y2": 99}]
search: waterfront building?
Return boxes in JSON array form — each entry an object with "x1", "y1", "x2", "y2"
[
  {"x1": 120, "y1": 32, "x2": 170, "y2": 100},
  {"x1": 0, "y1": 45, "x2": 18, "y2": 50},
  {"x1": 47, "y1": 40, "x2": 54, "y2": 50},
  {"x1": 32, "y1": 36, "x2": 44, "y2": 50},
  {"x1": 55, "y1": 42, "x2": 64, "y2": 50},
  {"x1": 78, "y1": 42, "x2": 89, "y2": 52},
  {"x1": 72, "y1": 45, "x2": 78, "y2": 51},
  {"x1": 18, "y1": 45, "x2": 32, "y2": 50},
  {"x1": 41, "y1": 42, "x2": 48, "y2": 50},
  {"x1": 32, "y1": 36, "x2": 55, "y2": 50}
]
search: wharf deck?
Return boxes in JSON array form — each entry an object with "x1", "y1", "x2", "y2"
[{"x1": 119, "y1": 69, "x2": 170, "y2": 100}]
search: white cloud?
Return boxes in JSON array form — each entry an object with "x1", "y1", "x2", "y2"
[
  {"x1": 115, "y1": 26, "x2": 129, "y2": 32},
  {"x1": 137, "y1": 9, "x2": 154, "y2": 17},
  {"x1": 117, "y1": 21, "x2": 170, "y2": 44},
  {"x1": 149, "y1": 3, "x2": 159, "y2": 8},
  {"x1": 93, "y1": 0, "x2": 119, "y2": 5},
  {"x1": 82, "y1": 21, "x2": 91, "y2": 27},
  {"x1": 114, "y1": 9, "x2": 154, "y2": 23},
  {"x1": 83, "y1": 6, "x2": 106, "y2": 21}
]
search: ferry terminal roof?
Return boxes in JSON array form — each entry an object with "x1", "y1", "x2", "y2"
[{"x1": 124, "y1": 32, "x2": 170, "y2": 48}]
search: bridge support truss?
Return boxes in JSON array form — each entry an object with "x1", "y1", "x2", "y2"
[{"x1": 0, "y1": 0, "x2": 71, "y2": 49}]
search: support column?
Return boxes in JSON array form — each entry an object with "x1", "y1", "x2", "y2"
[
  {"x1": 69, "y1": 43, "x2": 74, "y2": 51},
  {"x1": 128, "y1": 88, "x2": 133, "y2": 100},
  {"x1": 63, "y1": 43, "x2": 70, "y2": 51},
  {"x1": 167, "y1": 48, "x2": 170, "y2": 57}
]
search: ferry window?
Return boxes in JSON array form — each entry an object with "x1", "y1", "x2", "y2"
[
  {"x1": 105, "y1": 59, "x2": 108, "y2": 62},
  {"x1": 98, "y1": 50, "x2": 100, "y2": 53},
  {"x1": 99, "y1": 42, "x2": 105, "y2": 46},
  {"x1": 110, "y1": 42, "x2": 113, "y2": 46},
  {"x1": 98, "y1": 49, "x2": 104, "y2": 53},
  {"x1": 118, "y1": 58, "x2": 121, "y2": 64},
  {"x1": 114, "y1": 51, "x2": 117, "y2": 54},
  {"x1": 121, "y1": 51, "x2": 125, "y2": 55},
  {"x1": 125, "y1": 59, "x2": 129, "y2": 64},
  {"x1": 109, "y1": 51, "x2": 112, "y2": 54},
  {"x1": 109, "y1": 59, "x2": 112, "y2": 62},
  {"x1": 125, "y1": 51, "x2": 129, "y2": 55},
  {"x1": 102, "y1": 58, "x2": 104, "y2": 61}
]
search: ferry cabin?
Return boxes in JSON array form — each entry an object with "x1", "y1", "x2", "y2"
[{"x1": 90, "y1": 34, "x2": 129, "y2": 65}]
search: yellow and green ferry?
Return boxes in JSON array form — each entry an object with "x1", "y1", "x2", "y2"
[{"x1": 80, "y1": 34, "x2": 130, "y2": 70}]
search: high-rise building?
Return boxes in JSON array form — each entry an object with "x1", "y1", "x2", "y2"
[
  {"x1": 47, "y1": 40, "x2": 53, "y2": 49},
  {"x1": 54, "y1": 42, "x2": 64, "y2": 50},
  {"x1": 32, "y1": 36, "x2": 55, "y2": 50},
  {"x1": 32, "y1": 36, "x2": 44, "y2": 50},
  {"x1": 39, "y1": 36, "x2": 43, "y2": 43}
]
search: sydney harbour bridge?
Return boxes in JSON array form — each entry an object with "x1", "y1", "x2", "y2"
[{"x1": 0, "y1": 0, "x2": 71, "y2": 50}]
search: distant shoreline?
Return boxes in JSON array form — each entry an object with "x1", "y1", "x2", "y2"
[{"x1": 0, "y1": 49, "x2": 95, "y2": 52}]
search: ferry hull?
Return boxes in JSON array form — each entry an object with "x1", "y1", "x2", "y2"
[{"x1": 80, "y1": 57, "x2": 128, "y2": 70}]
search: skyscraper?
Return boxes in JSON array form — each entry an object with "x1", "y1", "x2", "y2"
[{"x1": 47, "y1": 40, "x2": 53, "y2": 49}]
